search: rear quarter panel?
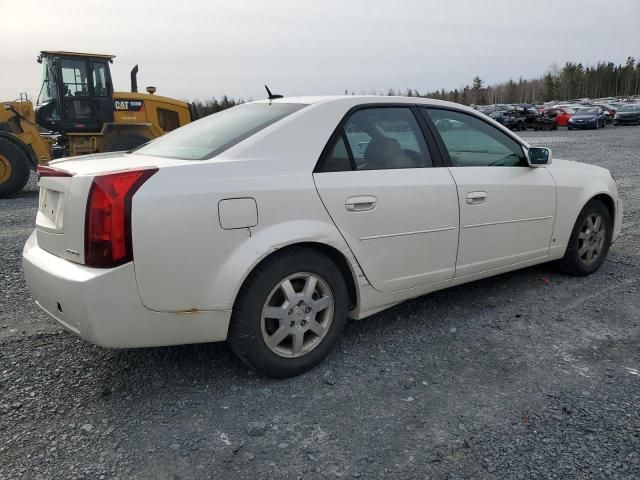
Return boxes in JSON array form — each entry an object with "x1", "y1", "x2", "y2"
[{"x1": 131, "y1": 160, "x2": 359, "y2": 312}]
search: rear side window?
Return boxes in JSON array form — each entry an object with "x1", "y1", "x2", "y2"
[
  {"x1": 318, "y1": 107, "x2": 433, "y2": 172},
  {"x1": 136, "y1": 103, "x2": 305, "y2": 160}
]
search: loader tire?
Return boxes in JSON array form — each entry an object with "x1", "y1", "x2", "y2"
[
  {"x1": 106, "y1": 134, "x2": 150, "y2": 153},
  {"x1": 0, "y1": 137, "x2": 31, "y2": 198}
]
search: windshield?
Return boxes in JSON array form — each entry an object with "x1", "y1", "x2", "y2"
[
  {"x1": 135, "y1": 102, "x2": 306, "y2": 160},
  {"x1": 619, "y1": 105, "x2": 640, "y2": 112},
  {"x1": 575, "y1": 108, "x2": 598, "y2": 116},
  {"x1": 37, "y1": 58, "x2": 58, "y2": 105}
]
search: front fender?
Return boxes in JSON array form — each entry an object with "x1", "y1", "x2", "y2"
[{"x1": 548, "y1": 163, "x2": 619, "y2": 251}]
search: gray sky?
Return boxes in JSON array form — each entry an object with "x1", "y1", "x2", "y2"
[{"x1": 1, "y1": 0, "x2": 638, "y2": 102}]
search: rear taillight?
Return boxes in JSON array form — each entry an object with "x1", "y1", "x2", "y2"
[
  {"x1": 84, "y1": 168, "x2": 157, "y2": 268},
  {"x1": 37, "y1": 165, "x2": 73, "y2": 178}
]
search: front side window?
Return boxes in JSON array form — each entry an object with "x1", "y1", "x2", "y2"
[
  {"x1": 135, "y1": 102, "x2": 305, "y2": 160},
  {"x1": 423, "y1": 108, "x2": 526, "y2": 167},
  {"x1": 319, "y1": 107, "x2": 433, "y2": 172},
  {"x1": 61, "y1": 59, "x2": 89, "y2": 97},
  {"x1": 37, "y1": 59, "x2": 58, "y2": 104}
]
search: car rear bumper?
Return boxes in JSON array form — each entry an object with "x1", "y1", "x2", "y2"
[{"x1": 22, "y1": 231, "x2": 231, "y2": 348}]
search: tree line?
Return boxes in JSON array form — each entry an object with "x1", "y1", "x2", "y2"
[
  {"x1": 190, "y1": 95, "x2": 247, "y2": 118},
  {"x1": 191, "y1": 57, "x2": 640, "y2": 115},
  {"x1": 389, "y1": 57, "x2": 640, "y2": 105}
]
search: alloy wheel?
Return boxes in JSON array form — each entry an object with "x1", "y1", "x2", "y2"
[
  {"x1": 577, "y1": 213, "x2": 606, "y2": 266},
  {"x1": 261, "y1": 272, "x2": 334, "y2": 358}
]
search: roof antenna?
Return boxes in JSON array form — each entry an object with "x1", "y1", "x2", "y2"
[{"x1": 265, "y1": 85, "x2": 283, "y2": 100}]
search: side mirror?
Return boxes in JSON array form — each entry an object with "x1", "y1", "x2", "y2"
[{"x1": 527, "y1": 147, "x2": 552, "y2": 167}]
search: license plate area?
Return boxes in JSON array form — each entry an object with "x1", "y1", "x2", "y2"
[{"x1": 37, "y1": 187, "x2": 65, "y2": 230}]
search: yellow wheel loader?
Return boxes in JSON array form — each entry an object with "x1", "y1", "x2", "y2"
[{"x1": 0, "y1": 51, "x2": 194, "y2": 197}]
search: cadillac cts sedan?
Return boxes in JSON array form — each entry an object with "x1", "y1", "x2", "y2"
[{"x1": 23, "y1": 96, "x2": 623, "y2": 377}]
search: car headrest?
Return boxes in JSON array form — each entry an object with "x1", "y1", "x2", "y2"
[{"x1": 364, "y1": 136, "x2": 413, "y2": 169}]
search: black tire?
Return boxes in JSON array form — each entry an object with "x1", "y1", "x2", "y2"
[
  {"x1": 0, "y1": 137, "x2": 31, "y2": 198},
  {"x1": 228, "y1": 247, "x2": 349, "y2": 378},
  {"x1": 555, "y1": 199, "x2": 612, "y2": 276},
  {"x1": 105, "y1": 134, "x2": 150, "y2": 152}
]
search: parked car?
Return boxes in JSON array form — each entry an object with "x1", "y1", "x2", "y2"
[
  {"x1": 543, "y1": 107, "x2": 574, "y2": 126},
  {"x1": 593, "y1": 103, "x2": 617, "y2": 123},
  {"x1": 491, "y1": 110, "x2": 527, "y2": 131},
  {"x1": 23, "y1": 96, "x2": 623, "y2": 377},
  {"x1": 613, "y1": 104, "x2": 640, "y2": 125},
  {"x1": 568, "y1": 107, "x2": 607, "y2": 129},
  {"x1": 528, "y1": 112, "x2": 558, "y2": 131}
]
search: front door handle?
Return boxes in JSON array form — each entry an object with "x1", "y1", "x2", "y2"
[
  {"x1": 345, "y1": 195, "x2": 377, "y2": 212},
  {"x1": 466, "y1": 191, "x2": 487, "y2": 205}
]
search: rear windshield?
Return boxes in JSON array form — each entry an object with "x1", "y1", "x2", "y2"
[{"x1": 135, "y1": 102, "x2": 305, "y2": 160}]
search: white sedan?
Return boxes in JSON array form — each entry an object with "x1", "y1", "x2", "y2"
[{"x1": 23, "y1": 96, "x2": 623, "y2": 377}]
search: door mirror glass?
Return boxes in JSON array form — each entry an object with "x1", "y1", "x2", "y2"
[{"x1": 527, "y1": 147, "x2": 552, "y2": 166}]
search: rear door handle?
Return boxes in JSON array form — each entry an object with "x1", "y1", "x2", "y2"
[
  {"x1": 466, "y1": 191, "x2": 487, "y2": 205},
  {"x1": 345, "y1": 195, "x2": 377, "y2": 212}
]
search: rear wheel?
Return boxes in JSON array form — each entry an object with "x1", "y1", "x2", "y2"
[
  {"x1": 556, "y1": 200, "x2": 612, "y2": 276},
  {"x1": 0, "y1": 137, "x2": 31, "y2": 198},
  {"x1": 228, "y1": 247, "x2": 349, "y2": 377},
  {"x1": 105, "y1": 134, "x2": 150, "y2": 152}
]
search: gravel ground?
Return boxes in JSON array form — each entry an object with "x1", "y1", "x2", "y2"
[{"x1": 1, "y1": 126, "x2": 639, "y2": 479}]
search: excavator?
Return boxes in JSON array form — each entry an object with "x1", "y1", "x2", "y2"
[{"x1": 0, "y1": 51, "x2": 194, "y2": 197}]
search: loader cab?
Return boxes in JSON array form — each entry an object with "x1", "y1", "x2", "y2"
[{"x1": 36, "y1": 51, "x2": 115, "y2": 133}]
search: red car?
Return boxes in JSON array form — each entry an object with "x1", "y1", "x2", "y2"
[{"x1": 543, "y1": 107, "x2": 574, "y2": 126}]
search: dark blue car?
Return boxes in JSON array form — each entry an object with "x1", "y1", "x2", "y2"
[{"x1": 568, "y1": 107, "x2": 607, "y2": 130}]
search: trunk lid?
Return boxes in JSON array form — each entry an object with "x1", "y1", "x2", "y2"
[{"x1": 36, "y1": 152, "x2": 185, "y2": 263}]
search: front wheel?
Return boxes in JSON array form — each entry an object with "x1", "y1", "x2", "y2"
[
  {"x1": 0, "y1": 137, "x2": 31, "y2": 198},
  {"x1": 228, "y1": 247, "x2": 349, "y2": 377},
  {"x1": 556, "y1": 200, "x2": 612, "y2": 276}
]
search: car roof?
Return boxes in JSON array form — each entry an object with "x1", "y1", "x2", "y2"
[{"x1": 249, "y1": 95, "x2": 477, "y2": 111}]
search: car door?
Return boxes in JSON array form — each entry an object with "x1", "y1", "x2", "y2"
[
  {"x1": 313, "y1": 106, "x2": 459, "y2": 293},
  {"x1": 421, "y1": 107, "x2": 557, "y2": 278}
]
